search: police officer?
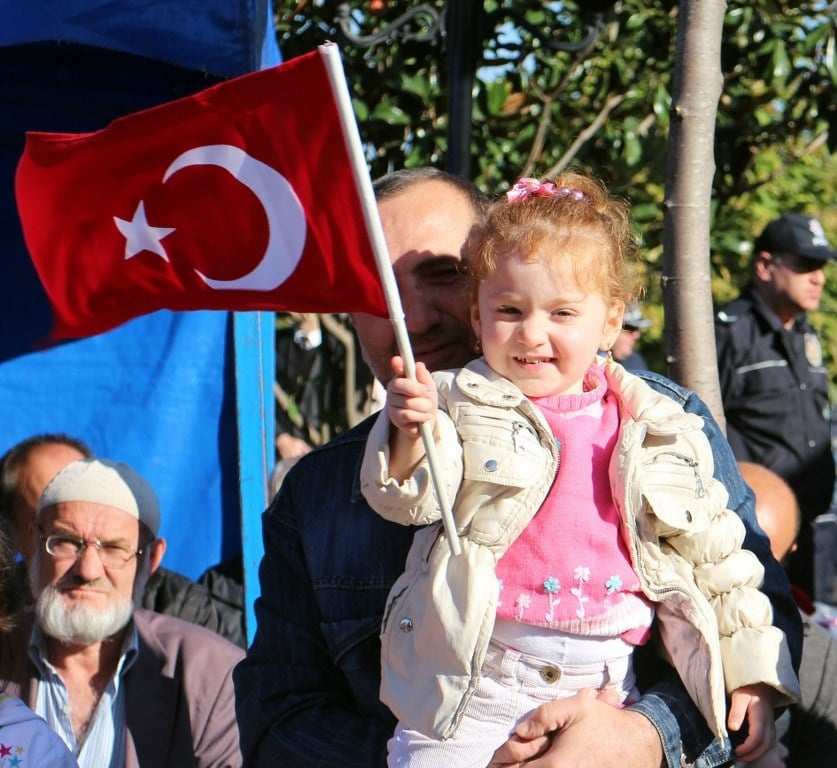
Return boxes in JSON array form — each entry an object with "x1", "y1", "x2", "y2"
[{"x1": 715, "y1": 213, "x2": 836, "y2": 599}]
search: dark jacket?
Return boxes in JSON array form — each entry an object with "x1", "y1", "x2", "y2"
[
  {"x1": 715, "y1": 285, "x2": 834, "y2": 521},
  {"x1": 715, "y1": 285, "x2": 835, "y2": 595},
  {"x1": 142, "y1": 566, "x2": 246, "y2": 648}
]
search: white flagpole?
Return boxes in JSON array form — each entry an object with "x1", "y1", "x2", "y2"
[{"x1": 320, "y1": 42, "x2": 462, "y2": 557}]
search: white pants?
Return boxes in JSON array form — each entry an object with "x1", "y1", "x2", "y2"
[{"x1": 387, "y1": 639, "x2": 638, "y2": 768}]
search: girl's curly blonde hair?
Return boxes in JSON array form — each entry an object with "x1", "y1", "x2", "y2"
[{"x1": 468, "y1": 170, "x2": 642, "y2": 312}]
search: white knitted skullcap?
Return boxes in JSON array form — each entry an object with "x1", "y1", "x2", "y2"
[{"x1": 38, "y1": 458, "x2": 160, "y2": 537}]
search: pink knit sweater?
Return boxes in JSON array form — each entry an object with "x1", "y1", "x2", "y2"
[{"x1": 494, "y1": 367, "x2": 653, "y2": 644}]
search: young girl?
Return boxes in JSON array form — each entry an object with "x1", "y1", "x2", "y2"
[{"x1": 360, "y1": 171, "x2": 799, "y2": 767}]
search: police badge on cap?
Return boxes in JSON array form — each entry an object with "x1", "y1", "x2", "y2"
[{"x1": 755, "y1": 213, "x2": 837, "y2": 262}]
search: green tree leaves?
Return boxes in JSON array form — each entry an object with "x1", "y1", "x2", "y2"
[{"x1": 275, "y1": 0, "x2": 835, "y2": 385}]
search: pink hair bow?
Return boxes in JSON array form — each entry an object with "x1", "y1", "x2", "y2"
[
  {"x1": 506, "y1": 177, "x2": 585, "y2": 203},
  {"x1": 506, "y1": 177, "x2": 555, "y2": 202}
]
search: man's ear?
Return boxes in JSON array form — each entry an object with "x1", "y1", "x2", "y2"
[
  {"x1": 148, "y1": 537, "x2": 167, "y2": 574},
  {"x1": 753, "y1": 251, "x2": 774, "y2": 282}
]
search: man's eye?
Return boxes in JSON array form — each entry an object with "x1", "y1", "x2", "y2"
[
  {"x1": 101, "y1": 543, "x2": 129, "y2": 554},
  {"x1": 423, "y1": 265, "x2": 465, "y2": 285},
  {"x1": 47, "y1": 536, "x2": 83, "y2": 555},
  {"x1": 54, "y1": 537, "x2": 80, "y2": 549}
]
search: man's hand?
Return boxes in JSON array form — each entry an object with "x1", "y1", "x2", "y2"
[{"x1": 488, "y1": 688, "x2": 663, "y2": 768}]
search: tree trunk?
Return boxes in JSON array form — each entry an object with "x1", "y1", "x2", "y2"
[{"x1": 662, "y1": 0, "x2": 727, "y2": 431}]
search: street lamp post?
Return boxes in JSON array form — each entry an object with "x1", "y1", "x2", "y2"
[{"x1": 445, "y1": 0, "x2": 482, "y2": 178}]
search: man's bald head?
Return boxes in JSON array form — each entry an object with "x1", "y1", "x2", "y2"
[
  {"x1": 0, "y1": 434, "x2": 92, "y2": 561},
  {"x1": 739, "y1": 461, "x2": 800, "y2": 564}
]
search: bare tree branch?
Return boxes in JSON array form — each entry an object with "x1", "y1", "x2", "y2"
[
  {"x1": 523, "y1": 48, "x2": 598, "y2": 177},
  {"x1": 543, "y1": 93, "x2": 626, "y2": 178}
]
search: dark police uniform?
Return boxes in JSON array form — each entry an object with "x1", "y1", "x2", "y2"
[{"x1": 716, "y1": 284, "x2": 835, "y2": 595}]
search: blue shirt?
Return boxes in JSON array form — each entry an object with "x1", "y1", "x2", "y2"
[{"x1": 30, "y1": 622, "x2": 139, "y2": 768}]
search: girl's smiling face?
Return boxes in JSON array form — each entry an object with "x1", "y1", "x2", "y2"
[{"x1": 471, "y1": 248, "x2": 622, "y2": 398}]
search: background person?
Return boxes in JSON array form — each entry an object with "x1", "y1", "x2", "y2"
[
  {"x1": 361, "y1": 173, "x2": 796, "y2": 766},
  {"x1": 0, "y1": 435, "x2": 90, "y2": 565},
  {"x1": 739, "y1": 461, "x2": 837, "y2": 767},
  {"x1": 0, "y1": 458, "x2": 243, "y2": 767},
  {"x1": 715, "y1": 213, "x2": 836, "y2": 600},
  {"x1": 234, "y1": 166, "x2": 802, "y2": 768},
  {"x1": 0, "y1": 433, "x2": 246, "y2": 648},
  {"x1": 274, "y1": 312, "x2": 380, "y2": 463},
  {"x1": 610, "y1": 300, "x2": 652, "y2": 370}
]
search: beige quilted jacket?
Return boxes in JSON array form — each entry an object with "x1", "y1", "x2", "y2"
[{"x1": 360, "y1": 358, "x2": 800, "y2": 740}]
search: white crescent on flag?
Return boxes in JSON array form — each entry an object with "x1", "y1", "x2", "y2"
[
  {"x1": 114, "y1": 144, "x2": 307, "y2": 291},
  {"x1": 163, "y1": 144, "x2": 306, "y2": 290}
]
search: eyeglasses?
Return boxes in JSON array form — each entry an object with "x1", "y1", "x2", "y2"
[{"x1": 40, "y1": 534, "x2": 148, "y2": 570}]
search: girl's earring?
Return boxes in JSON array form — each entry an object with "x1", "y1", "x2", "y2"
[{"x1": 474, "y1": 338, "x2": 482, "y2": 354}]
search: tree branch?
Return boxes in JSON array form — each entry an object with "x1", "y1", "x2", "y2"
[{"x1": 543, "y1": 93, "x2": 626, "y2": 178}]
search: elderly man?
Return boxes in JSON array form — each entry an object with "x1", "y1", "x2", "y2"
[
  {"x1": 0, "y1": 457, "x2": 243, "y2": 767},
  {"x1": 0, "y1": 433, "x2": 246, "y2": 647}
]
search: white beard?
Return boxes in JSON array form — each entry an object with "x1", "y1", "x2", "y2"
[{"x1": 35, "y1": 583, "x2": 134, "y2": 645}]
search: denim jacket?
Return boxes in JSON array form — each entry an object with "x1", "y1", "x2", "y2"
[{"x1": 234, "y1": 370, "x2": 802, "y2": 768}]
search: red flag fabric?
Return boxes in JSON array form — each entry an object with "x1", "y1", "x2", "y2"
[{"x1": 15, "y1": 48, "x2": 388, "y2": 339}]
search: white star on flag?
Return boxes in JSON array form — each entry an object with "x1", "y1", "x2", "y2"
[{"x1": 114, "y1": 201, "x2": 175, "y2": 261}]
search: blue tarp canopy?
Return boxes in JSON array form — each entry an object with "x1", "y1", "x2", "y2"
[
  {"x1": 0, "y1": 2, "x2": 279, "y2": 609},
  {"x1": 0, "y1": 0, "x2": 279, "y2": 78}
]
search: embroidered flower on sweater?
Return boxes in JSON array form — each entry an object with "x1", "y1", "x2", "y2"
[
  {"x1": 574, "y1": 566, "x2": 590, "y2": 582},
  {"x1": 543, "y1": 576, "x2": 561, "y2": 622},
  {"x1": 605, "y1": 575, "x2": 623, "y2": 594},
  {"x1": 571, "y1": 566, "x2": 590, "y2": 618},
  {"x1": 514, "y1": 593, "x2": 531, "y2": 621}
]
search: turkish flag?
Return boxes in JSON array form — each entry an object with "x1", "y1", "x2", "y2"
[{"x1": 15, "y1": 47, "x2": 388, "y2": 339}]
